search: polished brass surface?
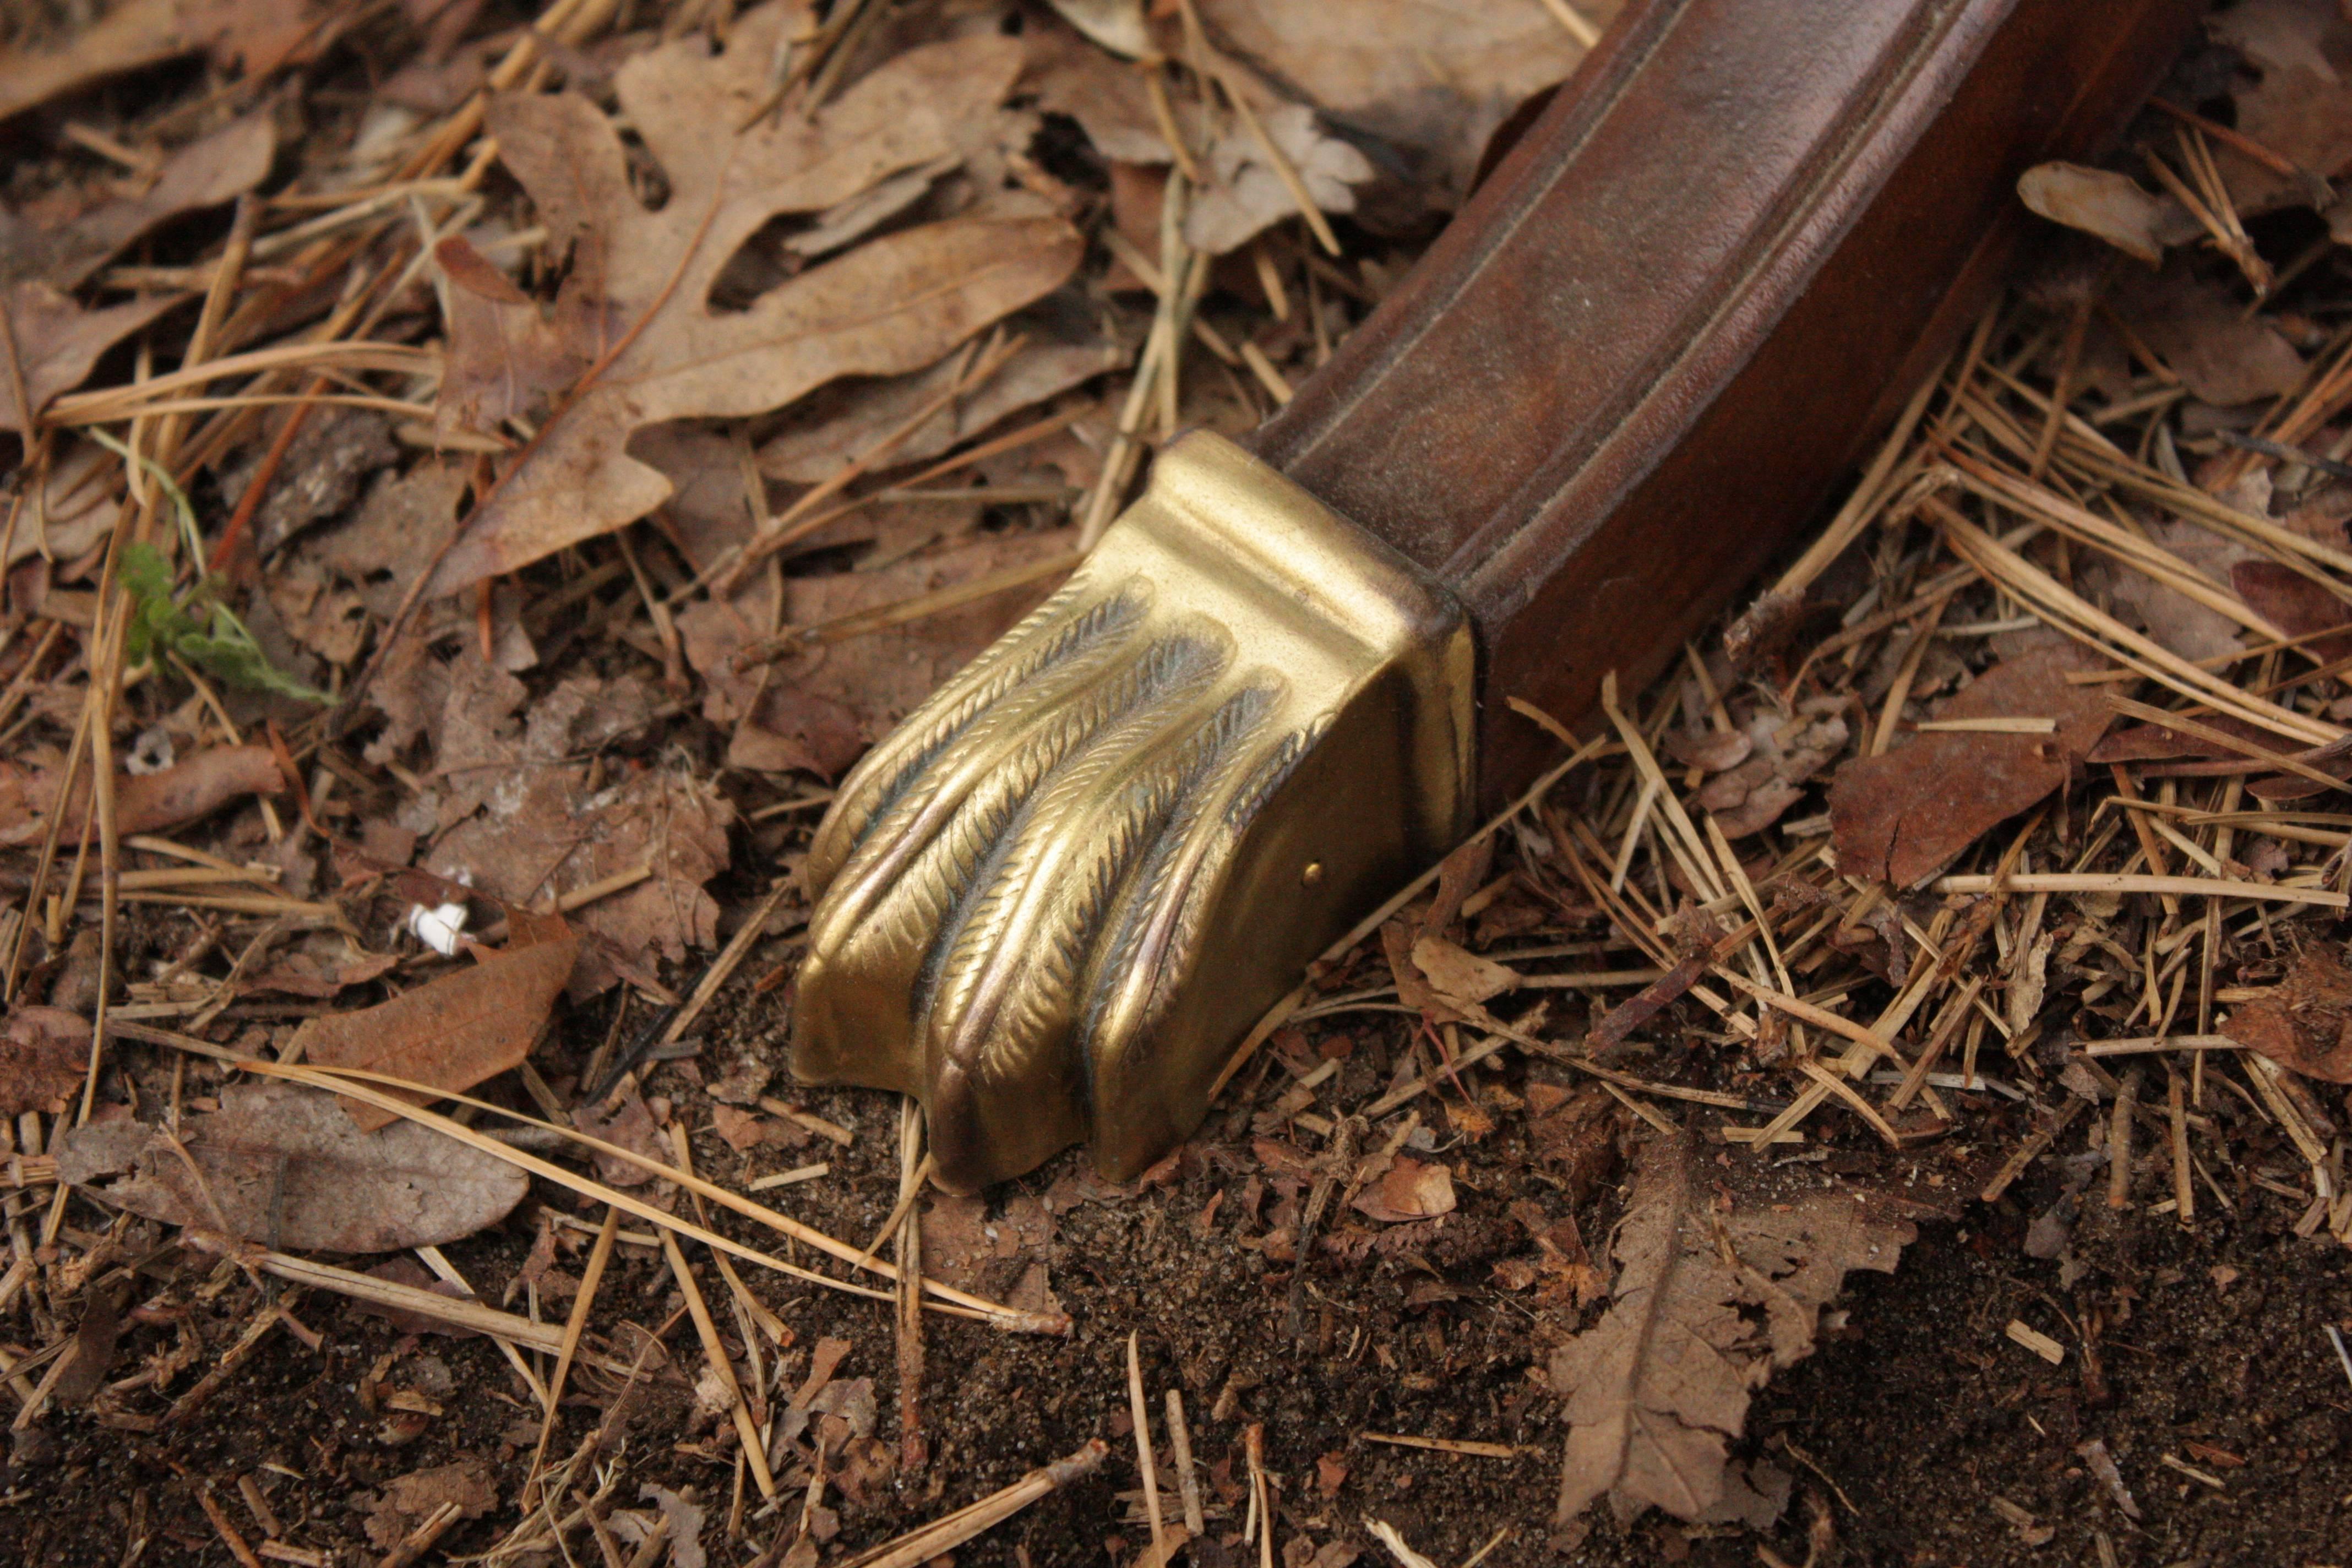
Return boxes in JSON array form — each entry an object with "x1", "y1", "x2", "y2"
[{"x1": 793, "y1": 432, "x2": 1473, "y2": 1191}]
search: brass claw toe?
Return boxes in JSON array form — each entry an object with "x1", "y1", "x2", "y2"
[{"x1": 793, "y1": 432, "x2": 1473, "y2": 1191}]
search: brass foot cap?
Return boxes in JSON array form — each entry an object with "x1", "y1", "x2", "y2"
[{"x1": 792, "y1": 432, "x2": 1472, "y2": 1191}]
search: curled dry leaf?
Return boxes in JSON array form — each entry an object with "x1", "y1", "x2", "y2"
[
  {"x1": 0, "y1": 1005, "x2": 90, "y2": 1115},
  {"x1": 2221, "y1": 943, "x2": 2352, "y2": 1082},
  {"x1": 0, "y1": 108, "x2": 275, "y2": 288},
  {"x1": 0, "y1": 743, "x2": 285, "y2": 847},
  {"x1": 0, "y1": 282, "x2": 179, "y2": 432},
  {"x1": 1351, "y1": 1157, "x2": 1456, "y2": 1223},
  {"x1": 1551, "y1": 1135, "x2": 1918, "y2": 1530},
  {"x1": 1830, "y1": 643, "x2": 2113, "y2": 887},
  {"x1": 423, "y1": 8, "x2": 1084, "y2": 595},
  {"x1": 2016, "y1": 162, "x2": 2192, "y2": 266},
  {"x1": 290, "y1": 911, "x2": 578, "y2": 1130},
  {"x1": 54, "y1": 1081, "x2": 530, "y2": 1253}
]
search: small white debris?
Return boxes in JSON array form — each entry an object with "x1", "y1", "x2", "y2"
[
  {"x1": 407, "y1": 899, "x2": 470, "y2": 956},
  {"x1": 124, "y1": 726, "x2": 175, "y2": 776}
]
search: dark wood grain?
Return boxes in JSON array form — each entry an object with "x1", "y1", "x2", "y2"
[{"x1": 1250, "y1": 0, "x2": 2203, "y2": 810}]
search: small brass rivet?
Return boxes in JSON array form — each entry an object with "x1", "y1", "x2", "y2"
[{"x1": 1301, "y1": 861, "x2": 1325, "y2": 887}]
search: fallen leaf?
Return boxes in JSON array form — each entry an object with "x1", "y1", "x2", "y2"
[
  {"x1": 1695, "y1": 700, "x2": 1849, "y2": 839},
  {"x1": 1197, "y1": 0, "x2": 1604, "y2": 206},
  {"x1": 0, "y1": 0, "x2": 318, "y2": 127},
  {"x1": 429, "y1": 756, "x2": 732, "y2": 996},
  {"x1": 1045, "y1": 0, "x2": 1150, "y2": 58},
  {"x1": 1830, "y1": 643, "x2": 2114, "y2": 887},
  {"x1": 756, "y1": 303, "x2": 1121, "y2": 484},
  {"x1": 364, "y1": 1458, "x2": 497, "y2": 1549},
  {"x1": 0, "y1": 110, "x2": 275, "y2": 288},
  {"x1": 422, "y1": 9, "x2": 1082, "y2": 595},
  {"x1": 1351, "y1": 1157, "x2": 1455, "y2": 1223},
  {"x1": 4, "y1": 440, "x2": 120, "y2": 570},
  {"x1": 2231, "y1": 559, "x2": 2352, "y2": 663},
  {"x1": 53, "y1": 1081, "x2": 530, "y2": 1253},
  {"x1": 1184, "y1": 102, "x2": 1375, "y2": 254},
  {"x1": 2016, "y1": 162, "x2": 2192, "y2": 266},
  {"x1": 2088, "y1": 516, "x2": 2260, "y2": 664},
  {"x1": 631, "y1": 1485, "x2": 708, "y2": 1568},
  {"x1": 0, "y1": 1006, "x2": 89, "y2": 1114},
  {"x1": 1408, "y1": 932, "x2": 1521, "y2": 1011},
  {"x1": 2109, "y1": 266, "x2": 2306, "y2": 407},
  {"x1": 1550, "y1": 1136, "x2": 1916, "y2": 1529},
  {"x1": 1024, "y1": 19, "x2": 1169, "y2": 164},
  {"x1": 0, "y1": 282, "x2": 181, "y2": 432},
  {"x1": 2222, "y1": 943, "x2": 2352, "y2": 1082},
  {"x1": 291, "y1": 912, "x2": 578, "y2": 1130},
  {"x1": 0, "y1": 743, "x2": 285, "y2": 847},
  {"x1": 573, "y1": 1080, "x2": 668, "y2": 1188},
  {"x1": 2210, "y1": 0, "x2": 2352, "y2": 215}
]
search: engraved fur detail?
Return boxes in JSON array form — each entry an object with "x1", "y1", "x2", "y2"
[{"x1": 804, "y1": 565, "x2": 1313, "y2": 1157}]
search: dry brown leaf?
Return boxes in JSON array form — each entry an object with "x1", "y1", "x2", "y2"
[
  {"x1": 53, "y1": 1081, "x2": 530, "y2": 1253},
  {"x1": 1408, "y1": 932, "x2": 1521, "y2": 1011},
  {"x1": 0, "y1": 1005, "x2": 90, "y2": 1115},
  {"x1": 0, "y1": 109, "x2": 275, "y2": 288},
  {"x1": 2089, "y1": 517, "x2": 2260, "y2": 664},
  {"x1": 1830, "y1": 643, "x2": 2113, "y2": 888},
  {"x1": 756, "y1": 305, "x2": 1120, "y2": 484},
  {"x1": 422, "y1": 8, "x2": 1081, "y2": 595},
  {"x1": 921, "y1": 1190, "x2": 1060, "y2": 1319},
  {"x1": 2222, "y1": 943, "x2": 2352, "y2": 1082},
  {"x1": 1351, "y1": 1157, "x2": 1456, "y2": 1223},
  {"x1": 1551, "y1": 1135, "x2": 1917, "y2": 1530},
  {"x1": 2016, "y1": 162, "x2": 2192, "y2": 266},
  {"x1": 1695, "y1": 701, "x2": 1848, "y2": 839},
  {"x1": 0, "y1": 0, "x2": 317, "y2": 127},
  {"x1": 364, "y1": 1459, "x2": 497, "y2": 1550},
  {"x1": 2231, "y1": 559, "x2": 2352, "y2": 662},
  {"x1": 1024, "y1": 19, "x2": 1169, "y2": 164},
  {"x1": 4, "y1": 440, "x2": 119, "y2": 569},
  {"x1": 0, "y1": 282, "x2": 180, "y2": 432},
  {"x1": 427, "y1": 755, "x2": 729, "y2": 996},
  {"x1": 2212, "y1": 0, "x2": 2352, "y2": 214},
  {"x1": 292, "y1": 912, "x2": 577, "y2": 1130},
  {"x1": 0, "y1": 743, "x2": 285, "y2": 847},
  {"x1": 1184, "y1": 103, "x2": 1376, "y2": 255},
  {"x1": 1198, "y1": 0, "x2": 1605, "y2": 206},
  {"x1": 2110, "y1": 267, "x2": 2306, "y2": 407}
]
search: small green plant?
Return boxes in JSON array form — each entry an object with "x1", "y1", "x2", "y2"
[
  {"x1": 88, "y1": 428, "x2": 331, "y2": 706},
  {"x1": 116, "y1": 541, "x2": 331, "y2": 705}
]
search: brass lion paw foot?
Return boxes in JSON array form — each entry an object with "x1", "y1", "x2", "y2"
[{"x1": 792, "y1": 433, "x2": 1472, "y2": 1191}]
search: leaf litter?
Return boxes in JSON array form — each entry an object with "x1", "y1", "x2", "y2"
[{"x1": 3, "y1": 1, "x2": 2351, "y2": 1565}]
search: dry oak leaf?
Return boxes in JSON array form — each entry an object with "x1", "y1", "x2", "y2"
[
  {"x1": 0, "y1": 282, "x2": 179, "y2": 432},
  {"x1": 2210, "y1": 0, "x2": 2352, "y2": 216},
  {"x1": 1551, "y1": 1135, "x2": 1915, "y2": 1530},
  {"x1": 423, "y1": 8, "x2": 1082, "y2": 596},
  {"x1": 53, "y1": 1081, "x2": 530, "y2": 1253},
  {"x1": 0, "y1": 1006, "x2": 90, "y2": 1115},
  {"x1": 2222, "y1": 943, "x2": 2352, "y2": 1082},
  {"x1": 1828, "y1": 643, "x2": 2113, "y2": 888},
  {"x1": 0, "y1": 109, "x2": 275, "y2": 288},
  {"x1": 291, "y1": 910, "x2": 578, "y2": 1130}
]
